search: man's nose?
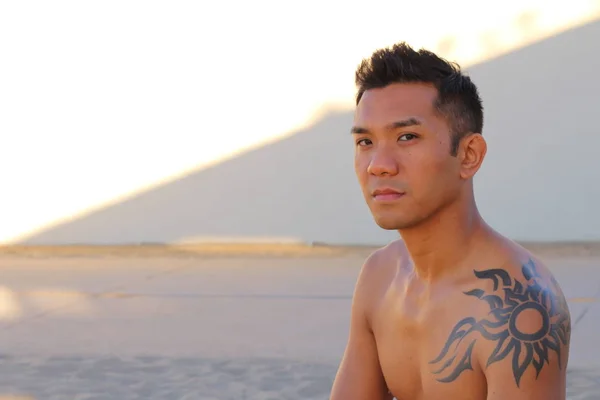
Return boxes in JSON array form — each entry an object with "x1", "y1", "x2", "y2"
[{"x1": 367, "y1": 148, "x2": 399, "y2": 176}]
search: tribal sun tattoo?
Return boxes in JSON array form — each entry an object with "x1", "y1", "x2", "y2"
[{"x1": 430, "y1": 259, "x2": 571, "y2": 387}]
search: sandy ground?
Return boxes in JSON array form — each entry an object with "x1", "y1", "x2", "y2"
[{"x1": 0, "y1": 245, "x2": 598, "y2": 399}]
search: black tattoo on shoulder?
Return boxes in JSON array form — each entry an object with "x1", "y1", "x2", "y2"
[{"x1": 429, "y1": 259, "x2": 571, "y2": 387}]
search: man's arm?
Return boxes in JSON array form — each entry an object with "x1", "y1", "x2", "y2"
[
  {"x1": 330, "y1": 252, "x2": 392, "y2": 400},
  {"x1": 483, "y1": 273, "x2": 571, "y2": 399}
]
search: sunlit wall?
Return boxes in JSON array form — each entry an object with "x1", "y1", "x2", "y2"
[{"x1": 2, "y1": 1, "x2": 599, "y2": 245}]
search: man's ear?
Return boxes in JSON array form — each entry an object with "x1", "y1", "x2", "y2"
[{"x1": 458, "y1": 133, "x2": 487, "y2": 179}]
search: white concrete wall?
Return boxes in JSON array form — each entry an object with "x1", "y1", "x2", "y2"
[{"x1": 2, "y1": 1, "x2": 599, "y2": 245}]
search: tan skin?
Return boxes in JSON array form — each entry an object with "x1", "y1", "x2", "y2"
[{"x1": 330, "y1": 83, "x2": 571, "y2": 400}]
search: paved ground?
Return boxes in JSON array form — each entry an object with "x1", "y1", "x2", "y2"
[{"x1": 0, "y1": 247, "x2": 598, "y2": 399}]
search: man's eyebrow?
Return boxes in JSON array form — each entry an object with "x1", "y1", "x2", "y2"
[
  {"x1": 350, "y1": 117, "x2": 422, "y2": 134},
  {"x1": 350, "y1": 126, "x2": 369, "y2": 134},
  {"x1": 388, "y1": 117, "x2": 422, "y2": 129}
]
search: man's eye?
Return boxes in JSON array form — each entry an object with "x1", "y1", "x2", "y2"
[
  {"x1": 399, "y1": 133, "x2": 417, "y2": 141},
  {"x1": 357, "y1": 138, "x2": 372, "y2": 146}
]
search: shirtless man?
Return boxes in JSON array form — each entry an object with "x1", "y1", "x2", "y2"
[{"x1": 330, "y1": 42, "x2": 571, "y2": 399}]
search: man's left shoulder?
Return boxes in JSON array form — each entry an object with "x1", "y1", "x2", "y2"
[{"x1": 471, "y1": 254, "x2": 572, "y2": 396}]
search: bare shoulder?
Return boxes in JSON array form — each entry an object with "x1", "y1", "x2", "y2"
[
  {"x1": 364, "y1": 238, "x2": 408, "y2": 266},
  {"x1": 430, "y1": 241, "x2": 572, "y2": 398},
  {"x1": 353, "y1": 239, "x2": 407, "y2": 319},
  {"x1": 469, "y1": 247, "x2": 571, "y2": 397},
  {"x1": 357, "y1": 239, "x2": 407, "y2": 291}
]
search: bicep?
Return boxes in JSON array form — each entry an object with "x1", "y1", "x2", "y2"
[
  {"x1": 330, "y1": 312, "x2": 391, "y2": 400},
  {"x1": 485, "y1": 346, "x2": 568, "y2": 399},
  {"x1": 330, "y1": 258, "x2": 392, "y2": 400}
]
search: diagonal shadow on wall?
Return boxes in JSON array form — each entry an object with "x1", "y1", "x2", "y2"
[
  {"x1": 19, "y1": 109, "x2": 397, "y2": 246},
  {"x1": 18, "y1": 18, "x2": 600, "y2": 246}
]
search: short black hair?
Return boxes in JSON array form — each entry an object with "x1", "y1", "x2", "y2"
[{"x1": 355, "y1": 42, "x2": 484, "y2": 156}]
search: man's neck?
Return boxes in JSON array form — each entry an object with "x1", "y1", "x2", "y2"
[{"x1": 398, "y1": 198, "x2": 492, "y2": 282}]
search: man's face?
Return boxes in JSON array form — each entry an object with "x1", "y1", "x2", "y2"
[{"x1": 352, "y1": 82, "x2": 464, "y2": 230}]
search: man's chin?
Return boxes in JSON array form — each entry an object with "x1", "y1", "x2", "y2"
[
  {"x1": 373, "y1": 213, "x2": 418, "y2": 231},
  {"x1": 373, "y1": 217, "x2": 404, "y2": 231}
]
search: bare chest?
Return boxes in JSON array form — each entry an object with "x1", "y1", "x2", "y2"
[{"x1": 371, "y1": 288, "x2": 487, "y2": 400}]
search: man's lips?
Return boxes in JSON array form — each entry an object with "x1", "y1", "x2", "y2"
[{"x1": 372, "y1": 188, "x2": 405, "y2": 201}]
